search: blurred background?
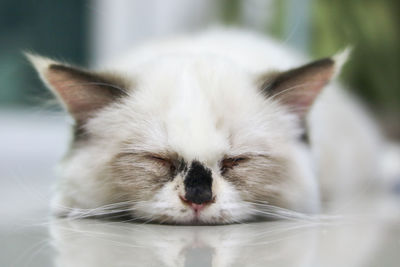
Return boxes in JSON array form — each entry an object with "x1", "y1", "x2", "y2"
[
  {"x1": 0, "y1": 1, "x2": 399, "y2": 266},
  {"x1": 0, "y1": 0, "x2": 399, "y2": 136}
]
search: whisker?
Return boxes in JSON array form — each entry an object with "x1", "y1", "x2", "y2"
[{"x1": 243, "y1": 200, "x2": 349, "y2": 223}]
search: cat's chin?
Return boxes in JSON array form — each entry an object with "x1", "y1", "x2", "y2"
[
  {"x1": 128, "y1": 205, "x2": 251, "y2": 225},
  {"x1": 133, "y1": 215, "x2": 247, "y2": 225},
  {"x1": 131, "y1": 209, "x2": 279, "y2": 225}
]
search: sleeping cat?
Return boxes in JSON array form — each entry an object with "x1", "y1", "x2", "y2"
[{"x1": 28, "y1": 29, "x2": 384, "y2": 224}]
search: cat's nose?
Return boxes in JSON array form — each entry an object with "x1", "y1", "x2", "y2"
[
  {"x1": 185, "y1": 186, "x2": 213, "y2": 204},
  {"x1": 183, "y1": 160, "x2": 213, "y2": 206}
]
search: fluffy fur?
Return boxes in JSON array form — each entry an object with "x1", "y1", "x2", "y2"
[{"x1": 29, "y1": 29, "x2": 384, "y2": 224}]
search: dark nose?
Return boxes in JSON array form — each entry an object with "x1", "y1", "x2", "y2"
[{"x1": 184, "y1": 161, "x2": 213, "y2": 204}]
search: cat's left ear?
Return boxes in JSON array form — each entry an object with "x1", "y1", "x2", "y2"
[
  {"x1": 26, "y1": 53, "x2": 129, "y2": 124},
  {"x1": 259, "y1": 49, "x2": 350, "y2": 119}
]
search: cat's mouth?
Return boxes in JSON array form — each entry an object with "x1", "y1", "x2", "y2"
[{"x1": 179, "y1": 195, "x2": 216, "y2": 217}]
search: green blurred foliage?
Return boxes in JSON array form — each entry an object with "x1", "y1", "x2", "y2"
[
  {"x1": 219, "y1": 0, "x2": 399, "y2": 113},
  {"x1": 311, "y1": 0, "x2": 400, "y2": 112},
  {"x1": 219, "y1": 0, "x2": 242, "y2": 24}
]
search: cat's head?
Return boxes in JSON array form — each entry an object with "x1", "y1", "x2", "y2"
[{"x1": 28, "y1": 51, "x2": 343, "y2": 224}]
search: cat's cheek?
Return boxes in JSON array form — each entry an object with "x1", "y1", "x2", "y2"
[
  {"x1": 282, "y1": 144, "x2": 321, "y2": 213},
  {"x1": 131, "y1": 175, "x2": 193, "y2": 223},
  {"x1": 209, "y1": 176, "x2": 254, "y2": 223}
]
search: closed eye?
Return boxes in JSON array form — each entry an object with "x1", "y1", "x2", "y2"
[
  {"x1": 220, "y1": 156, "x2": 248, "y2": 173},
  {"x1": 148, "y1": 154, "x2": 171, "y2": 164},
  {"x1": 147, "y1": 154, "x2": 176, "y2": 172}
]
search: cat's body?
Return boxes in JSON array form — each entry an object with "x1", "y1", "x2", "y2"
[{"x1": 30, "y1": 29, "x2": 384, "y2": 224}]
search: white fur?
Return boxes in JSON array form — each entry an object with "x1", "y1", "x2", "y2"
[{"x1": 36, "y1": 29, "x2": 386, "y2": 223}]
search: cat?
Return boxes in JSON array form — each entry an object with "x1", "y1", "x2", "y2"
[{"x1": 27, "y1": 29, "x2": 387, "y2": 224}]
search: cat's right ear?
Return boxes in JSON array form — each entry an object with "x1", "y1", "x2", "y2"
[
  {"x1": 26, "y1": 53, "x2": 129, "y2": 123},
  {"x1": 258, "y1": 49, "x2": 350, "y2": 120}
]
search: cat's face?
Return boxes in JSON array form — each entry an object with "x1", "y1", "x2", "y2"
[{"x1": 29, "y1": 53, "x2": 337, "y2": 224}]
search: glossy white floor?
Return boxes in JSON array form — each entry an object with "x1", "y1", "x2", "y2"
[{"x1": 1, "y1": 110, "x2": 400, "y2": 267}]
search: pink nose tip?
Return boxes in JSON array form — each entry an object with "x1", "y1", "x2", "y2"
[
  {"x1": 190, "y1": 203, "x2": 206, "y2": 212},
  {"x1": 179, "y1": 196, "x2": 213, "y2": 213}
]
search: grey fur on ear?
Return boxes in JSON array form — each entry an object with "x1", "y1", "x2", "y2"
[
  {"x1": 260, "y1": 49, "x2": 350, "y2": 118},
  {"x1": 26, "y1": 53, "x2": 129, "y2": 123}
]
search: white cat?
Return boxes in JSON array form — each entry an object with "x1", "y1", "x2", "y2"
[{"x1": 28, "y1": 29, "x2": 387, "y2": 224}]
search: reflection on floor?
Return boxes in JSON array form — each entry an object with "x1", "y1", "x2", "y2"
[
  {"x1": 5, "y1": 195, "x2": 399, "y2": 267},
  {"x1": 51, "y1": 202, "x2": 400, "y2": 267}
]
